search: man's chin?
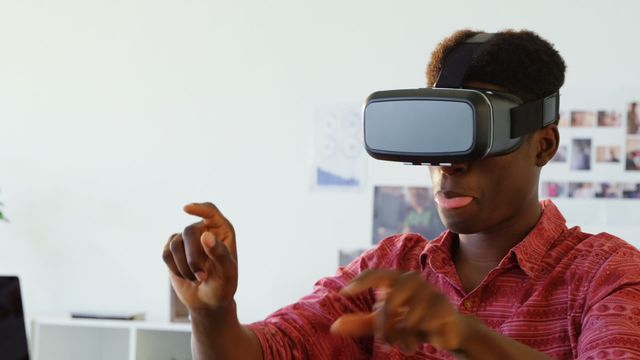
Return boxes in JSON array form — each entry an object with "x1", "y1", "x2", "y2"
[{"x1": 441, "y1": 218, "x2": 482, "y2": 235}]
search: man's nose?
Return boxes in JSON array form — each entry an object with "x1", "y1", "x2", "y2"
[{"x1": 438, "y1": 163, "x2": 468, "y2": 176}]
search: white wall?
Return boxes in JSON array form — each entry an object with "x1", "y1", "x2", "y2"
[{"x1": 1, "y1": 0, "x2": 639, "y2": 324}]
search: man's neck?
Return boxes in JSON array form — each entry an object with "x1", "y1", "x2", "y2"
[{"x1": 452, "y1": 199, "x2": 542, "y2": 293}]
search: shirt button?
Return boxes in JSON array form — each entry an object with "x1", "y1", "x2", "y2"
[{"x1": 463, "y1": 300, "x2": 472, "y2": 310}]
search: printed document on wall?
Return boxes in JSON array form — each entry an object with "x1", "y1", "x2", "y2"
[{"x1": 311, "y1": 104, "x2": 366, "y2": 190}]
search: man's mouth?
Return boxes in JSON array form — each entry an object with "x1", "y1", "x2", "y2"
[{"x1": 434, "y1": 191, "x2": 474, "y2": 209}]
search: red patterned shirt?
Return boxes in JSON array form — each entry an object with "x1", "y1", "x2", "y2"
[{"x1": 248, "y1": 200, "x2": 640, "y2": 359}]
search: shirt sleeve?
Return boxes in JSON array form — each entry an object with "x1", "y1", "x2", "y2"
[
  {"x1": 246, "y1": 233, "x2": 426, "y2": 360},
  {"x1": 577, "y1": 243, "x2": 640, "y2": 359}
]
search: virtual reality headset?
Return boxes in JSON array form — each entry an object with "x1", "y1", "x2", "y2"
[{"x1": 363, "y1": 33, "x2": 560, "y2": 166}]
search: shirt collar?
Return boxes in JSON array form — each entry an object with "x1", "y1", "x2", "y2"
[
  {"x1": 419, "y1": 230, "x2": 456, "y2": 275},
  {"x1": 419, "y1": 200, "x2": 567, "y2": 277},
  {"x1": 509, "y1": 199, "x2": 567, "y2": 276}
]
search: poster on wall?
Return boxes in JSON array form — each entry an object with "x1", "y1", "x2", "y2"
[
  {"x1": 337, "y1": 185, "x2": 447, "y2": 267},
  {"x1": 311, "y1": 104, "x2": 366, "y2": 190}
]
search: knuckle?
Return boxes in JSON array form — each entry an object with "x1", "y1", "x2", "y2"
[
  {"x1": 169, "y1": 237, "x2": 183, "y2": 252},
  {"x1": 202, "y1": 202, "x2": 218, "y2": 210},
  {"x1": 184, "y1": 223, "x2": 207, "y2": 242},
  {"x1": 161, "y1": 248, "x2": 173, "y2": 263},
  {"x1": 163, "y1": 234, "x2": 176, "y2": 252},
  {"x1": 167, "y1": 233, "x2": 179, "y2": 242},
  {"x1": 187, "y1": 259, "x2": 202, "y2": 271},
  {"x1": 183, "y1": 224, "x2": 198, "y2": 237}
]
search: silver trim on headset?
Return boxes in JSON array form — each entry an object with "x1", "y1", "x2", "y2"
[{"x1": 472, "y1": 89, "x2": 494, "y2": 159}]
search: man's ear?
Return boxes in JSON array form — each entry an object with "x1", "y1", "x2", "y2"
[{"x1": 534, "y1": 124, "x2": 560, "y2": 167}]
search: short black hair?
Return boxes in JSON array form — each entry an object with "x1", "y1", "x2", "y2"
[{"x1": 426, "y1": 29, "x2": 566, "y2": 103}]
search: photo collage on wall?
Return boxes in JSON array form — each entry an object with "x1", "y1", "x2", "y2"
[
  {"x1": 338, "y1": 102, "x2": 640, "y2": 267},
  {"x1": 542, "y1": 101, "x2": 640, "y2": 200},
  {"x1": 338, "y1": 186, "x2": 446, "y2": 266}
]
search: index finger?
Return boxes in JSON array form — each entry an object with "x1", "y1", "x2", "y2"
[
  {"x1": 341, "y1": 269, "x2": 401, "y2": 297},
  {"x1": 183, "y1": 202, "x2": 229, "y2": 227}
]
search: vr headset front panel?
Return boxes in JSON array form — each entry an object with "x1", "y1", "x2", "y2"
[{"x1": 363, "y1": 89, "x2": 492, "y2": 165}]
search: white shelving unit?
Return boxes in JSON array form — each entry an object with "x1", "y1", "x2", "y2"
[{"x1": 31, "y1": 317, "x2": 192, "y2": 360}]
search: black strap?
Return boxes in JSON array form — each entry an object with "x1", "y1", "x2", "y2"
[
  {"x1": 435, "y1": 33, "x2": 495, "y2": 88},
  {"x1": 435, "y1": 33, "x2": 560, "y2": 138},
  {"x1": 510, "y1": 93, "x2": 560, "y2": 138}
]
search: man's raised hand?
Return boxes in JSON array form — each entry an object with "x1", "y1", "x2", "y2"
[{"x1": 162, "y1": 202, "x2": 238, "y2": 311}]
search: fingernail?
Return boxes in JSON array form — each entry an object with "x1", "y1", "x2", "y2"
[{"x1": 194, "y1": 271, "x2": 207, "y2": 282}]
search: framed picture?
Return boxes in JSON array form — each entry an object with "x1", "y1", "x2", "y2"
[{"x1": 372, "y1": 186, "x2": 445, "y2": 244}]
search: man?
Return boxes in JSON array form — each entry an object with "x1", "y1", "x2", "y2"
[{"x1": 162, "y1": 30, "x2": 640, "y2": 359}]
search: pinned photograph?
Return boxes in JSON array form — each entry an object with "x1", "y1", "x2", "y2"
[
  {"x1": 570, "y1": 111, "x2": 596, "y2": 127},
  {"x1": 568, "y1": 182, "x2": 595, "y2": 198},
  {"x1": 551, "y1": 146, "x2": 567, "y2": 162},
  {"x1": 541, "y1": 182, "x2": 568, "y2": 198},
  {"x1": 626, "y1": 138, "x2": 640, "y2": 171},
  {"x1": 596, "y1": 146, "x2": 621, "y2": 163},
  {"x1": 372, "y1": 186, "x2": 446, "y2": 244},
  {"x1": 627, "y1": 102, "x2": 639, "y2": 135},
  {"x1": 557, "y1": 111, "x2": 569, "y2": 127},
  {"x1": 571, "y1": 138, "x2": 592, "y2": 170},
  {"x1": 622, "y1": 183, "x2": 640, "y2": 199},
  {"x1": 595, "y1": 183, "x2": 622, "y2": 198},
  {"x1": 597, "y1": 111, "x2": 621, "y2": 127}
]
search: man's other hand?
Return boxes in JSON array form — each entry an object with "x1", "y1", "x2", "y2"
[{"x1": 331, "y1": 269, "x2": 468, "y2": 354}]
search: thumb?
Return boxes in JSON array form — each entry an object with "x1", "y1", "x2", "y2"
[
  {"x1": 200, "y1": 232, "x2": 218, "y2": 259},
  {"x1": 200, "y1": 231, "x2": 236, "y2": 271},
  {"x1": 330, "y1": 312, "x2": 376, "y2": 337}
]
